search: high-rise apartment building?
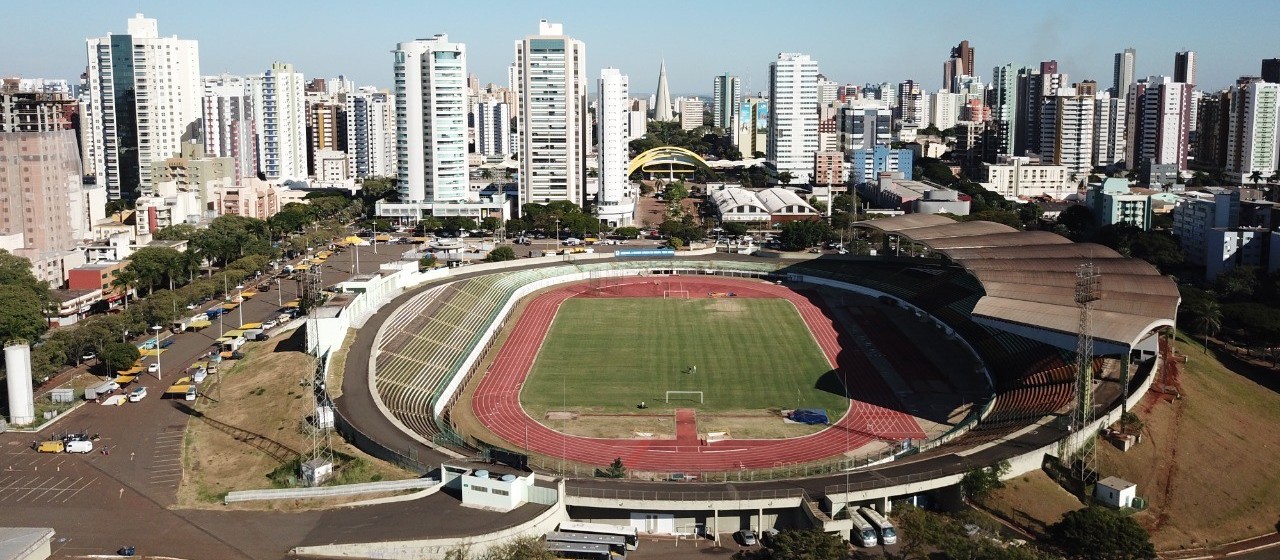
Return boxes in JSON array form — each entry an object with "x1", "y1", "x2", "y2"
[
  {"x1": 1093, "y1": 91, "x2": 1127, "y2": 168},
  {"x1": 930, "y1": 91, "x2": 962, "y2": 131},
  {"x1": 394, "y1": 34, "x2": 469, "y2": 204},
  {"x1": 1113, "y1": 48, "x2": 1136, "y2": 96},
  {"x1": 678, "y1": 98, "x2": 704, "y2": 131},
  {"x1": 1174, "y1": 51, "x2": 1197, "y2": 86},
  {"x1": 247, "y1": 62, "x2": 307, "y2": 181},
  {"x1": 895, "y1": 80, "x2": 927, "y2": 126},
  {"x1": 201, "y1": 74, "x2": 257, "y2": 181},
  {"x1": 1226, "y1": 80, "x2": 1280, "y2": 183},
  {"x1": 1128, "y1": 76, "x2": 1193, "y2": 180},
  {"x1": 1195, "y1": 90, "x2": 1230, "y2": 169},
  {"x1": 345, "y1": 89, "x2": 395, "y2": 179},
  {"x1": 515, "y1": 20, "x2": 588, "y2": 206},
  {"x1": 596, "y1": 68, "x2": 634, "y2": 227},
  {"x1": 1016, "y1": 62, "x2": 1068, "y2": 157},
  {"x1": 989, "y1": 63, "x2": 1022, "y2": 157},
  {"x1": 711, "y1": 73, "x2": 741, "y2": 130},
  {"x1": 306, "y1": 99, "x2": 345, "y2": 177},
  {"x1": 85, "y1": 13, "x2": 201, "y2": 201},
  {"x1": 474, "y1": 99, "x2": 512, "y2": 157},
  {"x1": 768, "y1": 53, "x2": 820, "y2": 184},
  {"x1": 837, "y1": 101, "x2": 893, "y2": 153},
  {"x1": 943, "y1": 40, "x2": 975, "y2": 92},
  {"x1": 1039, "y1": 89, "x2": 1095, "y2": 176}
]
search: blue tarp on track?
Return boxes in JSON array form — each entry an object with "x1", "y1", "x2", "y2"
[{"x1": 789, "y1": 408, "x2": 829, "y2": 425}]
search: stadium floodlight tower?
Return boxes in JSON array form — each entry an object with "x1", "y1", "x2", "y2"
[{"x1": 1068, "y1": 263, "x2": 1102, "y2": 481}]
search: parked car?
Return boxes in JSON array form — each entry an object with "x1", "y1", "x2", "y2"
[
  {"x1": 262, "y1": 319, "x2": 279, "y2": 330},
  {"x1": 736, "y1": 530, "x2": 758, "y2": 546},
  {"x1": 35, "y1": 440, "x2": 65, "y2": 453},
  {"x1": 185, "y1": 386, "x2": 197, "y2": 401},
  {"x1": 186, "y1": 303, "x2": 198, "y2": 310},
  {"x1": 147, "y1": 363, "x2": 160, "y2": 374},
  {"x1": 128, "y1": 386, "x2": 147, "y2": 402},
  {"x1": 160, "y1": 339, "x2": 174, "y2": 349},
  {"x1": 81, "y1": 352, "x2": 96, "y2": 362}
]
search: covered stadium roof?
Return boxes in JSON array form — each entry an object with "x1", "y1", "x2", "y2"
[{"x1": 855, "y1": 214, "x2": 1178, "y2": 348}]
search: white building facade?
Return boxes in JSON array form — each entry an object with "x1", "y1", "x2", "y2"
[
  {"x1": 1226, "y1": 81, "x2": 1280, "y2": 183},
  {"x1": 85, "y1": 13, "x2": 201, "y2": 200},
  {"x1": 201, "y1": 74, "x2": 257, "y2": 181},
  {"x1": 768, "y1": 53, "x2": 820, "y2": 184},
  {"x1": 711, "y1": 73, "x2": 741, "y2": 130},
  {"x1": 1093, "y1": 91, "x2": 1127, "y2": 168},
  {"x1": 394, "y1": 35, "x2": 470, "y2": 204},
  {"x1": 1039, "y1": 89, "x2": 1095, "y2": 177},
  {"x1": 596, "y1": 68, "x2": 634, "y2": 227},
  {"x1": 474, "y1": 99, "x2": 511, "y2": 157},
  {"x1": 515, "y1": 20, "x2": 588, "y2": 207},
  {"x1": 247, "y1": 62, "x2": 308, "y2": 181},
  {"x1": 345, "y1": 89, "x2": 395, "y2": 179}
]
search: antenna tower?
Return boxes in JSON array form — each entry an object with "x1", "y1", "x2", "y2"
[{"x1": 1067, "y1": 263, "x2": 1102, "y2": 481}]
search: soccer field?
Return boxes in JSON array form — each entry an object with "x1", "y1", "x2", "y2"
[{"x1": 520, "y1": 297, "x2": 849, "y2": 417}]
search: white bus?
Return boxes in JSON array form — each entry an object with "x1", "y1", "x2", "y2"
[
  {"x1": 858, "y1": 507, "x2": 897, "y2": 545},
  {"x1": 558, "y1": 521, "x2": 639, "y2": 551},
  {"x1": 849, "y1": 510, "x2": 879, "y2": 547}
]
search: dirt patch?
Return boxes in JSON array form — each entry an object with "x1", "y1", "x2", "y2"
[
  {"x1": 325, "y1": 329, "x2": 358, "y2": 400},
  {"x1": 177, "y1": 333, "x2": 414, "y2": 511},
  {"x1": 545, "y1": 411, "x2": 577, "y2": 421},
  {"x1": 984, "y1": 469, "x2": 1084, "y2": 536}
]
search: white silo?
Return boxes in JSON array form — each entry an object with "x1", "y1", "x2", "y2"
[{"x1": 4, "y1": 342, "x2": 35, "y2": 426}]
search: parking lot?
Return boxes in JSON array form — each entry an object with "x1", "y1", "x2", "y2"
[{"x1": 0, "y1": 442, "x2": 97, "y2": 504}]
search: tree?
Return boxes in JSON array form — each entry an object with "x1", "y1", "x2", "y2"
[
  {"x1": 0, "y1": 250, "x2": 50, "y2": 302},
  {"x1": 1249, "y1": 170, "x2": 1264, "y2": 185},
  {"x1": 596, "y1": 457, "x2": 626, "y2": 478},
  {"x1": 1048, "y1": 507, "x2": 1156, "y2": 560},
  {"x1": 1057, "y1": 204, "x2": 1097, "y2": 241},
  {"x1": 100, "y1": 342, "x2": 141, "y2": 374},
  {"x1": 153, "y1": 223, "x2": 198, "y2": 241},
  {"x1": 441, "y1": 216, "x2": 478, "y2": 233},
  {"x1": 476, "y1": 536, "x2": 556, "y2": 560},
  {"x1": 960, "y1": 460, "x2": 1010, "y2": 502},
  {"x1": 722, "y1": 222, "x2": 749, "y2": 237},
  {"x1": 126, "y1": 246, "x2": 187, "y2": 295},
  {"x1": 777, "y1": 171, "x2": 794, "y2": 185},
  {"x1": 480, "y1": 217, "x2": 503, "y2": 232},
  {"x1": 418, "y1": 255, "x2": 439, "y2": 270},
  {"x1": 1214, "y1": 265, "x2": 1260, "y2": 300},
  {"x1": 0, "y1": 285, "x2": 48, "y2": 344},
  {"x1": 777, "y1": 220, "x2": 830, "y2": 251},
  {"x1": 753, "y1": 528, "x2": 846, "y2": 560},
  {"x1": 668, "y1": 236, "x2": 684, "y2": 250},
  {"x1": 485, "y1": 246, "x2": 517, "y2": 262},
  {"x1": 614, "y1": 226, "x2": 641, "y2": 239},
  {"x1": 110, "y1": 269, "x2": 138, "y2": 310}
]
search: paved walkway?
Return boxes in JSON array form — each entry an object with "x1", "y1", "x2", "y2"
[{"x1": 674, "y1": 409, "x2": 699, "y2": 447}]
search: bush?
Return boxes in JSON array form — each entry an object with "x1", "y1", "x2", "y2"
[
  {"x1": 485, "y1": 246, "x2": 517, "y2": 262},
  {"x1": 1049, "y1": 506, "x2": 1155, "y2": 560}
]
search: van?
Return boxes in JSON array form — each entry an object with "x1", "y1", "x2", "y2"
[
  {"x1": 185, "y1": 386, "x2": 198, "y2": 401},
  {"x1": 65, "y1": 439, "x2": 94, "y2": 453},
  {"x1": 36, "y1": 440, "x2": 64, "y2": 453}
]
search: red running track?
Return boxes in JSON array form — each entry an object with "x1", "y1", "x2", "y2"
[{"x1": 470, "y1": 276, "x2": 925, "y2": 471}]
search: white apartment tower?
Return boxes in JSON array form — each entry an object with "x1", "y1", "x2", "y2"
[
  {"x1": 1093, "y1": 91, "x2": 1127, "y2": 168},
  {"x1": 515, "y1": 20, "x2": 588, "y2": 206},
  {"x1": 86, "y1": 13, "x2": 201, "y2": 200},
  {"x1": 930, "y1": 90, "x2": 962, "y2": 131},
  {"x1": 597, "y1": 68, "x2": 634, "y2": 227},
  {"x1": 247, "y1": 62, "x2": 307, "y2": 181},
  {"x1": 678, "y1": 97, "x2": 704, "y2": 131},
  {"x1": 394, "y1": 35, "x2": 469, "y2": 203},
  {"x1": 1039, "y1": 89, "x2": 1095, "y2": 177},
  {"x1": 711, "y1": 73, "x2": 741, "y2": 129},
  {"x1": 201, "y1": 74, "x2": 257, "y2": 181},
  {"x1": 474, "y1": 99, "x2": 511, "y2": 157},
  {"x1": 768, "y1": 53, "x2": 820, "y2": 184},
  {"x1": 1226, "y1": 81, "x2": 1280, "y2": 183},
  {"x1": 345, "y1": 89, "x2": 395, "y2": 179},
  {"x1": 1113, "y1": 48, "x2": 1136, "y2": 96}
]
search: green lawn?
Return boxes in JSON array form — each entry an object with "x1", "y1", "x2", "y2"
[{"x1": 520, "y1": 297, "x2": 848, "y2": 417}]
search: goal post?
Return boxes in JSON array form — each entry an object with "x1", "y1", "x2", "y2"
[
  {"x1": 665, "y1": 390, "x2": 704, "y2": 404},
  {"x1": 663, "y1": 290, "x2": 690, "y2": 299}
]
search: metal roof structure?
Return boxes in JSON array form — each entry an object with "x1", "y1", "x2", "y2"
[{"x1": 856, "y1": 214, "x2": 1178, "y2": 348}]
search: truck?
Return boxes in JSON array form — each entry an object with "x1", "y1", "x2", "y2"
[
  {"x1": 205, "y1": 307, "x2": 226, "y2": 319},
  {"x1": 171, "y1": 317, "x2": 192, "y2": 333},
  {"x1": 84, "y1": 380, "x2": 121, "y2": 400}
]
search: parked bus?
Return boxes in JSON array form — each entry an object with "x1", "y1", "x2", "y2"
[
  {"x1": 557, "y1": 522, "x2": 638, "y2": 551},
  {"x1": 858, "y1": 507, "x2": 897, "y2": 545},
  {"x1": 849, "y1": 509, "x2": 878, "y2": 547},
  {"x1": 546, "y1": 531, "x2": 627, "y2": 558},
  {"x1": 545, "y1": 541, "x2": 612, "y2": 560}
]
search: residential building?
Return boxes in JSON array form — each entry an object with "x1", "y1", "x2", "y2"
[
  {"x1": 1195, "y1": 90, "x2": 1229, "y2": 169},
  {"x1": 817, "y1": 116, "x2": 838, "y2": 153},
  {"x1": 678, "y1": 97, "x2": 704, "y2": 131},
  {"x1": 1088, "y1": 177, "x2": 1152, "y2": 229},
  {"x1": 0, "y1": 88, "x2": 76, "y2": 133},
  {"x1": 201, "y1": 74, "x2": 257, "y2": 181},
  {"x1": 85, "y1": 13, "x2": 201, "y2": 201},
  {"x1": 1128, "y1": 76, "x2": 1193, "y2": 183},
  {"x1": 1264, "y1": 59, "x2": 1280, "y2": 84},
  {"x1": 982, "y1": 156, "x2": 1074, "y2": 199},
  {"x1": 515, "y1": 20, "x2": 588, "y2": 206},
  {"x1": 133, "y1": 179, "x2": 203, "y2": 240},
  {"x1": 943, "y1": 40, "x2": 975, "y2": 93},
  {"x1": 306, "y1": 99, "x2": 345, "y2": 177},
  {"x1": 653, "y1": 60, "x2": 673, "y2": 122},
  {"x1": 1113, "y1": 48, "x2": 1136, "y2": 96},
  {"x1": 836, "y1": 100, "x2": 892, "y2": 153},
  {"x1": 813, "y1": 151, "x2": 843, "y2": 187},
  {"x1": 214, "y1": 177, "x2": 288, "y2": 219},
  {"x1": 474, "y1": 99, "x2": 512, "y2": 157},
  {"x1": 149, "y1": 142, "x2": 235, "y2": 217},
  {"x1": 768, "y1": 53, "x2": 820, "y2": 184},
  {"x1": 734, "y1": 97, "x2": 768, "y2": 158},
  {"x1": 1093, "y1": 91, "x2": 1127, "y2": 168},
  {"x1": 596, "y1": 68, "x2": 634, "y2": 227},
  {"x1": 711, "y1": 73, "x2": 740, "y2": 129},
  {"x1": 247, "y1": 62, "x2": 308, "y2": 181},
  {"x1": 345, "y1": 89, "x2": 395, "y2": 179},
  {"x1": 1039, "y1": 88, "x2": 1095, "y2": 176},
  {"x1": 67, "y1": 261, "x2": 129, "y2": 304},
  {"x1": 1225, "y1": 81, "x2": 1280, "y2": 183},
  {"x1": 0, "y1": 130, "x2": 88, "y2": 280},
  {"x1": 989, "y1": 63, "x2": 1023, "y2": 157},
  {"x1": 895, "y1": 80, "x2": 927, "y2": 127},
  {"x1": 1174, "y1": 51, "x2": 1197, "y2": 86},
  {"x1": 930, "y1": 90, "x2": 961, "y2": 131},
  {"x1": 849, "y1": 146, "x2": 914, "y2": 185},
  {"x1": 1172, "y1": 187, "x2": 1240, "y2": 266},
  {"x1": 1016, "y1": 62, "x2": 1068, "y2": 157},
  {"x1": 395, "y1": 34, "x2": 470, "y2": 204}
]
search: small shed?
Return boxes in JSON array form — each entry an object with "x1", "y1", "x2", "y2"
[{"x1": 1095, "y1": 476, "x2": 1137, "y2": 508}]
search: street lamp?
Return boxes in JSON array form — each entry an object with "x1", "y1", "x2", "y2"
[
  {"x1": 235, "y1": 285, "x2": 244, "y2": 328},
  {"x1": 555, "y1": 218, "x2": 561, "y2": 254},
  {"x1": 150, "y1": 325, "x2": 163, "y2": 380}
]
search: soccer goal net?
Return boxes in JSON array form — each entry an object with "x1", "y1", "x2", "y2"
[
  {"x1": 665, "y1": 390, "x2": 704, "y2": 404},
  {"x1": 663, "y1": 289, "x2": 690, "y2": 299}
]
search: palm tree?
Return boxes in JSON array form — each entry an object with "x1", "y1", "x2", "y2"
[
  {"x1": 110, "y1": 269, "x2": 138, "y2": 311},
  {"x1": 1187, "y1": 298, "x2": 1223, "y2": 350},
  {"x1": 1249, "y1": 170, "x2": 1263, "y2": 186},
  {"x1": 1270, "y1": 168, "x2": 1280, "y2": 185}
]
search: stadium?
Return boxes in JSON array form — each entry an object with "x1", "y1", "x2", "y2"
[{"x1": 333, "y1": 213, "x2": 1178, "y2": 545}]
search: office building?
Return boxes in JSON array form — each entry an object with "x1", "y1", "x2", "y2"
[
  {"x1": 837, "y1": 101, "x2": 892, "y2": 153},
  {"x1": 247, "y1": 62, "x2": 308, "y2": 181},
  {"x1": 345, "y1": 89, "x2": 395, "y2": 179},
  {"x1": 768, "y1": 53, "x2": 820, "y2": 184},
  {"x1": 678, "y1": 97, "x2": 704, "y2": 131},
  {"x1": 1113, "y1": 48, "x2": 1136, "y2": 96},
  {"x1": 85, "y1": 13, "x2": 201, "y2": 201},
  {"x1": 1174, "y1": 51, "x2": 1197, "y2": 86},
  {"x1": 653, "y1": 60, "x2": 673, "y2": 122},
  {"x1": 150, "y1": 142, "x2": 234, "y2": 216},
  {"x1": 711, "y1": 73, "x2": 740, "y2": 129},
  {"x1": 596, "y1": 68, "x2": 634, "y2": 227},
  {"x1": 1226, "y1": 80, "x2": 1280, "y2": 183},
  {"x1": 394, "y1": 34, "x2": 469, "y2": 204},
  {"x1": 895, "y1": 80, "x2": 927, "y2": 126},
  {"x1": 515, "y1": 20, "x2": 588, "y2": 206},
  {"x1": 201, "y1": 74, "x2": 257, "y2": 181}
]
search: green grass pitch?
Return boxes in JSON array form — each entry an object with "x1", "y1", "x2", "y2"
[{"x1": 519, "y1": 297, "x2": 849, "y2": 417}]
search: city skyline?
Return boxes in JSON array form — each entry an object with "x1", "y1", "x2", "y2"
[{"x1": 3, "y1": 0, "x2": 1278, "y2": 95}]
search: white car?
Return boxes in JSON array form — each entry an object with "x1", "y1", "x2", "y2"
[
  {"x1": 81, "y1": 352, "x2": 96, "y2": 362},
  {"x1": 147, "y1": 363, "x2": 160, "y2": 374},
  {"x1": 262, "y1": 319, "x2": 279, "y2": 330},
  {"x1": 128, "y1": 386, "x2": 148, "y2": 402}
]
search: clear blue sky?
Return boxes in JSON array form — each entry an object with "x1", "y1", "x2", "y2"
[{"x1": 4, "y1": 0, "x2": 1278, "y2": 95}]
